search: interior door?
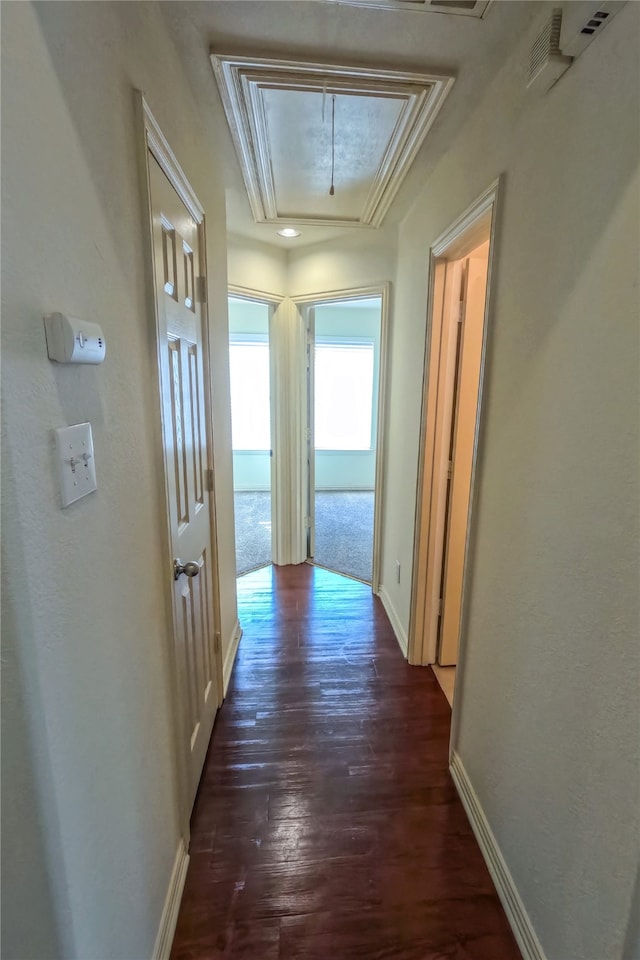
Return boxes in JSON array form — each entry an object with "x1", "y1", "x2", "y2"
[
  {"x1": 439, "y1": 246, "x2": 489, "y2": 665},
  {"x1": 148, "y1": 154, "x2": 221, "y2": 808},
  {"x1": 307, "y1": 298, "x2": 381, "y2": 584}
]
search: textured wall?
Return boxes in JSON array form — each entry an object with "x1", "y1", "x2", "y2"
[
  {"x1": 228, "y1": 234, "x2": 288, "y2": 298},
  {"x1": 1, "y1": 3, "x2": 235, "y2": 957},
  {"x1": 287, "y1": 228, "x2": 397, "y2": 298},
  {"x1": 384, "y1": 3, "x2": 640, "y2": 957}
]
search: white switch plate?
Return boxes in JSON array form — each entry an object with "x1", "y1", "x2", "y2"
[{"x1": 55, "y1": 422, "x2": 97, "y2": 508}]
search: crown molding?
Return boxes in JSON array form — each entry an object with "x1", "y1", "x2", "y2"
[{"x1": 211, "y1": 54, "x2": 455, "y2": 229}]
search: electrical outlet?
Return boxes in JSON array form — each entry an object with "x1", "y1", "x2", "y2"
[{"x1": 396, "y1": 560, "x2": 401, "y2": 584}]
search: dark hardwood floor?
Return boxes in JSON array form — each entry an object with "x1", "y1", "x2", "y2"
[{"x1": 170, "y1": 563, "x2": 521, "y2": 959}]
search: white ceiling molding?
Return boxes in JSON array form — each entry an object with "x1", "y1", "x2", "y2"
[
  {"x1": 326, "y1": 0, "x2": 492, "y2": 17},
  {"x1": 210, "y1": 55, "x2": 455, "y2": 229}
]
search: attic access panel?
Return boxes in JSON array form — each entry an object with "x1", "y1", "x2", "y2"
[
  {"x1": 328, "y1": 0, "x2": 492, "y2": 16},
  {"x1": 211, "y1": 55, "x2": 455, "y2": 228}
]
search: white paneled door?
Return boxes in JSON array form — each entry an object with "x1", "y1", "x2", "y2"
[{"x1": 148, "y1": 153, "x2": 220, "y2": 810}]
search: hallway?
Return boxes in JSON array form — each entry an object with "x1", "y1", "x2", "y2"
[{"x1": 170, "y1": 564, "x2": 520, "y2": 959}]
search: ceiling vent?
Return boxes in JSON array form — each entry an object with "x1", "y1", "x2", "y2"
[
  {"x1": 560, "y1": 1, "x2": 627, "y2": 58},
  {"x1": 527, "y1": 9, "x2": 573, "y2": 92},
  {"x1": 332, "y1": 0, "x2": 491, "y2": 16}
]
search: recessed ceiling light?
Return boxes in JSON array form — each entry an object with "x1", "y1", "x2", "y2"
[{"x1": 277, "y1": 227, "x2": 302, "y2": 238}]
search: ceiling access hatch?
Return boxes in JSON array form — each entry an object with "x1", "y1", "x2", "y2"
[
  {"x1": 328, "y1": 0, "x2": 492, "y2": 16},
  {"x1": 211, "y1": 55, "x2": 455, "y2": 229}
]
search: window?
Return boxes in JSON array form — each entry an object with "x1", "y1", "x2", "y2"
[
  {"x1": 229, "y1": 337, "x2": 271, "y2": 450},
  {"x1": 315, "y1": 339, "x2": 374, "y2": 450}
]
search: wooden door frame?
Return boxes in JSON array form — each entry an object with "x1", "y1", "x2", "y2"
[
  {"x1": 306, "y1": 306, "x2": 316, "y2": 562},
  {"x1": 408, "y1": 179, "x2": 502, "y2": 706},
  {"x1": 136, "y1": 93, "x2": 224, "y2": 838},
  {"x1": 227, "y1": 285, "x2": 283, "y2": 567},
  {"x1": 292, "y1": 283, "x2": 391, "y2": 594}
]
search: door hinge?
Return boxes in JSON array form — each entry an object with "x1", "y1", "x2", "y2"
[
  {"x1": 438, "y1": 598, "x2": 443, "y2": 616},
  {"x1": 214, "y1": 632, "x2": 221, "y2": 655},
  {"x1": 205, "y1": 467, "x2": 214, "y2": 492},
  {"x1": 304, "y1": 516, "x2": 311, "y2": 529},
  {"x1": 457, "y1": 301, "x2": 464, "y2": 323},
  {"x1": 447, "y1": 460, "x2": 453, "y2": 480},
  {"x1": 305, "y1": 427, "x2": 311, "y2": 442},
  {"x1": 196, "y1": 276, "x2": 207, "y2": 304}
]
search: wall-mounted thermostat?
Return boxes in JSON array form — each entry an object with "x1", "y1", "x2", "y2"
[{"x1": 44, "y1": 313, "x2": 106, "y2": 364}]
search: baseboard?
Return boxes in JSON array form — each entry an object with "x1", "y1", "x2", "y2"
[
  {"x1": 450, "y1": 752, "x2": 546, "y2": 960},
  {"x1": 152, "y1": 839, "x2": 189, "y2": 960},
  {"x1": 378, "y1": 586, "x2": 408, "y2": 657},
  {"x1": 314, "y1": 486, "x2": 375, "y2": 492},
  {"x1": 223, "y1": 619, "x2": 242, "y2": 696}
]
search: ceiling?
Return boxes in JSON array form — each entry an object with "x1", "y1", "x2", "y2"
[
  {"x1": 211, "y1": 54, "x2": 454, "y2": 229},
  {"x1": 160, "y1": 0, "x2": 540, "y2": 249}
]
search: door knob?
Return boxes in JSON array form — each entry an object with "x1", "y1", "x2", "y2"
[{"x1": 174, "y1": 559, "x2": 201, "y2": 580}]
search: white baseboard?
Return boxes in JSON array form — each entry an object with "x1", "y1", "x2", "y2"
[
  {"x1": 378, "y1": 586, "x2": 408, "y2": 657},
  {"x1": 223, "y1": 619, "x2": 242, "y2": 696},
  {"x1": 152, "y1": 840, "x2": 189, "y2": 960},
  {"x1": 314, "y1": 486, "x2": 375, "y2": 492},
  {"x1": 450, "y1": 752, "x2": 546, "y2": 960}
]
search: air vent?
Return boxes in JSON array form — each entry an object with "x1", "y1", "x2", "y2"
[
  {"x1": 332, "y1": 0, "x2": 491, "y2": 16},
  {"x1": 527, "y1": 9, "x2": 572, "y2": 92},
  {"x1": 560, "y1": 0, "x2": 626, "y2": 58}
]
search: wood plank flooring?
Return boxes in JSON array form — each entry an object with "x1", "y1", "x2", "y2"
[{"x1": 170, "y1": 563, "x2": 521, "y2": 959}]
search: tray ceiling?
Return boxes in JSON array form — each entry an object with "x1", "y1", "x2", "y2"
[
  {"x1": 330, "y1": 0, "x2": 492, "y2": 16},
  {"x1": 211, "y1": 55, "x2": 455, "y2": 229}
]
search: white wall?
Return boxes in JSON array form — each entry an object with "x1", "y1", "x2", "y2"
[
  {"x1": 287, "y1": 227, "x2": 396, "y2": 297},
  {"x1": 1, "y1": 3, "x2": 236, "y2": 958},
  {"x1": 227, "y1": 233, "x2": 288, "y2": 298},
  {"x1": 383, "y1": 3, "x2": 640, "y2": 957}
]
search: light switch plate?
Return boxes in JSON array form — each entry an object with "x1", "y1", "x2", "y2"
[{"x1": 55, "y1": 422, "x2": 97, "y2": 508}]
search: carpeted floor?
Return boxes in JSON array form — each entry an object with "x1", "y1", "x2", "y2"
[
  {"x1": 234, "y1": 490, "x2": 374, "y2": 582},
  {"x1": 234, "y1": 491, "x2": 272, "y2": 576},
  {"x1": 313, "y1": 490, "x2": 374, "y2": 583}
]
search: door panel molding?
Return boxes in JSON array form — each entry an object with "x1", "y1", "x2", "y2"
[{"x1": 136, "y1": 92, "x2": 223, "y2": 837}]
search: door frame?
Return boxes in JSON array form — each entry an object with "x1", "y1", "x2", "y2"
[
  {"x1": 227, "y1": 285, "x2": 283, "y2": 568},
  {"x1": 292, "y1": 283, "x2": 390, "y2": 594},
  {"x1": 136, "y1": 93, "x2": 224, "y2": 837},
  {"x1": 408, "y1": 179, "x2": 502, "y2": 697}
]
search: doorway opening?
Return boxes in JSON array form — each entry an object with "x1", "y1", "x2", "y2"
[
  {"x1": 409, "y1": 181, "x2": 500, "y2": 714},
  {"x1": 228, "y1": 295, "x2": 274, "y2": 576},
  {"x1": 299, "y1": 291, "x2": 387, "y2": 588}
]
